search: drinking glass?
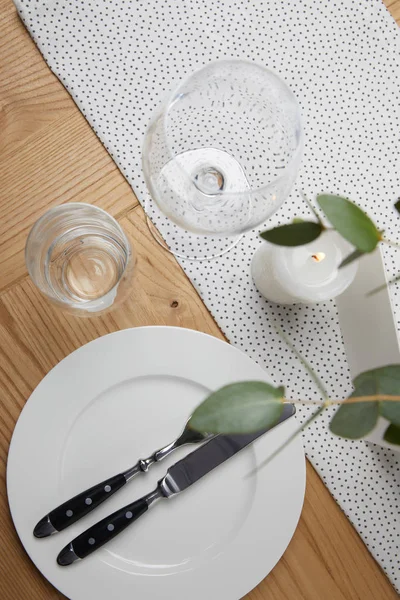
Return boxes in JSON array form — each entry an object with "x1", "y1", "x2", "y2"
[
  {"x1": 25, "y1": 203, "x2": 134, "y2": 315},
  {"x1": 142, "y1": 59, "x2": 303, "y2": 260}
]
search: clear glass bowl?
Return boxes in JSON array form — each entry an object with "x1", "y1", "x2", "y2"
[{"x1": 143, "y1": 60, "x2": 303, "y2": 254}]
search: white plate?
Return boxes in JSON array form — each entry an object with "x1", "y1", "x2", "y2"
[{"x1": 7, "y1": 326, "x2": 305, "y2": 600}]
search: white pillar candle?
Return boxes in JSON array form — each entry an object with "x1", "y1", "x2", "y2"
[{"x1": 251, "y1": 230, "x2": 358, "y2": 304}]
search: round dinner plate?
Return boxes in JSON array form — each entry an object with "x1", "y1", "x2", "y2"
[{"x1": 7, "y1": 327, "x2": 305, "y2": 600}]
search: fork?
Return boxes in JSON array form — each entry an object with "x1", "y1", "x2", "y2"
[{"x1": 33, "y1": 420, "x2": 213, "y2": 538}]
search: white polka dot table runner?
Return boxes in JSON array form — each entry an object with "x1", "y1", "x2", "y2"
[{"x1": 14, "y1": 0, "x2": 399, "y2": 590}]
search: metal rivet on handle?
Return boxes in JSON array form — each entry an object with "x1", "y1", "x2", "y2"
[
  {"x1": 104, "y1": 485, "x2": 111, "y2": 493},
  {"x1": 107, "y1": 524, "x2": 115, "y2": 531},
  {"x1": 66, "y1": 510, "x2": 73, "y2": 517},
  {"x1": 88, "y1": 538, "x2": 95, "y2": 545},
  {"x1": 125, "y1": 511, "x2": 133, "y2": 519},
  {"x1": 85, "y1": 498, "x2": 92, "y2": 505}
]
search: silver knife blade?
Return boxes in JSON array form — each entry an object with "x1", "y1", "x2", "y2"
[{"x1": 161, "y1": 402, "x2": 295, "y2": 497}]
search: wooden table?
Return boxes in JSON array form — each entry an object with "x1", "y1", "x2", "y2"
[{"x1": 0, "y1": 1, "x2": 399, "y2": 598}]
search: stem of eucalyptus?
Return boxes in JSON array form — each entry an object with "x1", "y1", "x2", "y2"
[
  {"x1": 249, "y1": 391, "x2": 400, "y2": 476},
  {"x1": 381, "y1": 238, "x2": 400, "y2": 249},
  {"x1": 300, "y1": 190, "x2": 324, "y2": 226},
  {"x1": 273, "y1": 324, "x2": 329, "y2": 400},
  {"x1": 367, "y1": 272, "x2": 400, "y2": 297},
  {"x1": 288, "y1": 394, "x2": 400, "y2": 405}
]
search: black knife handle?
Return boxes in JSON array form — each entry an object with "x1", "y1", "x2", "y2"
[
  {"x1": 57, "y1": 497, "x2": 149, "y2": 565},
  {"x1": 34, "y1": 473, "x2": 127, "y2": 538}
]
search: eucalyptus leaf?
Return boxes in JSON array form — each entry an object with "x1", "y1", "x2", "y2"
[
  {"x1": 189, "y1": 381, "x2": 284, "y2": 434},
  {"x1": 260, "y1": 222, "x2": 323, "y2": 247},
  {"x1": 383, "y1": 423, "x2": 400, "y2": 445},
  {"x1": 329, "y1": 401, "x2": 379, "y2": 439},
  {"x1": 339, "y1": 248, "x2": 365, "y2": 269},
  {"x1": 395, "y1": 199, "x2": 400, "y2": 214},
  {"x1": 380, "y1": 400, "x2": 400, "y2": 427},
  {"x1": 317, "y1": 194, "x2": 381, "y2": 252},
  {"x1": 354, "y1": 365, "x2": 400, "y2": 401},
  {"x1": 330, "y1": 365, "x2": 400, "y2": 438}
]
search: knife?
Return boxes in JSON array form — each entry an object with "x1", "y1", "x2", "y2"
[
  {"x1": 57, "y1": 403, "x2": 295, "y2": 566},
  {"x1": 34, "y1": 420, "x2": 212, "y2": 538}
]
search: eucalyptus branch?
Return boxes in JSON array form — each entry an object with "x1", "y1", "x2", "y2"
[
  {"x1": 381, "y1": 238, "x2": 400, "y2": 250},
  {"x1": 287, "y1": 395, "x2": 400, "y2": 405},
  {"x1": 248, "y1": 388, "x2": 400, "y2": 475},
  {"x1": 339, "y1": 248, "x2": 365, "y2": 269},
  {"x1": 329, "y1": 394, "x2": 400, "y2": 404},
  {"x1": 190, "y1": 191, "x2": 400, "y2": 449},
  {"x1": 274, "y1": 324, "x2": 329, "y2": 400},
  {"x1": 367, "y1": 273, "x2": 400, "y2": 297},
  {"x1": 300, "y1": 190, "x2": 324, "y2": 226}
]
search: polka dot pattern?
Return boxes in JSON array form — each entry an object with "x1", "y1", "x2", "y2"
[{"x1": 14, "y1": 0, "x2": 400, "y2": 590}]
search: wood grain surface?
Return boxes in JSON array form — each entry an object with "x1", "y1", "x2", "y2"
[{"x1": 0, "y1": 1, "x2": 399, "y2": 598}]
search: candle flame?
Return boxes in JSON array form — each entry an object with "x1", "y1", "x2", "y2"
[{"x1": 312, "y1": 252, "x2": 326, "y2": 263}]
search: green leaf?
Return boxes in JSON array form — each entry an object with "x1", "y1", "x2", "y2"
[
  {"x1": 372, "y1": 367, "x2": 400, "y2": 426},
  {"x1": 260, "y1": 222, "x2": 323, "y2": 247},
  {"x1": 364, "y1": 365, "x2": 400, "y2": 426},
  {"x1": 395, "y1": 199, "x2": 400, "y2": 214},
  {"x1": 317, "y1": 194, "x2": 381, "y2": 252},
  {"x1": 292, "y1": 217, "x2": 305, "y2": 224},
  {"x1": 354, "y1": 364, "x2": 400, "y2": 401},
  {"x1": 367, "y1": 273, "x2": 400, "y2": 297},
  {"x1": 380, "y1": 401, "x2": 400, "y2": 426},
  {"x1": 339, "y1": 248, "x2": 365, "y2": 268},
  {"x1": 330, "y1": 365, "x2": 400, "y2": 439},
  {"x1": 189, "y1": 381, "x2": 284, "y2": 434},
  {"x1": 329, "y1": 401, "x2": 379, "y2": 439},
  {"x1": 383, "y1": 423, "x2": 400, "y2": 445}
]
